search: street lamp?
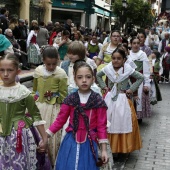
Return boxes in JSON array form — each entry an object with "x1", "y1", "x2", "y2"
[{"x1": 121, "y1": 0, "x2": 128, "y2": 31}]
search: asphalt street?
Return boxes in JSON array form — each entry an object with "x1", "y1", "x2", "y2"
[{"x1": 112, "y1": 83, "x2": 170, "y2": 170}]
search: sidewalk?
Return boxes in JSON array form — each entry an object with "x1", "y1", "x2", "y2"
[{"x1": 124, "y1": 83, "x2": 170, "y2": 170}]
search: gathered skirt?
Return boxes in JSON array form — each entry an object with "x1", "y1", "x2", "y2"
[
  {"x1": 0, "y1": 127, "x2": 37, "y2": 170},
  {"x1": 108, "y1": 99, "x2": 142, "y2": 153},
  {"x1": 56, "y1": 132, "x2": 99, "y2": 170},
  {"x1": 27, "y1": 44, "x2": 42, "y2": 64},
  {"x1": 136, "y1": 91, "x2": 151, "y2": 119}
]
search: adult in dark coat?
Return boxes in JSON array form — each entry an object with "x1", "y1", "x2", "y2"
[
  {"x1": 0, "y1": 8, "x2": 8, "y2": 34},
  {"x1": 13, "y1": 19, "x2": 28, "y2": 52},
  {"x1": 4, "y1": 28, "x2": 30, "y2": 70},
  {"x1": 64, "y1": 19, "x2": 72, "y2": 37}
]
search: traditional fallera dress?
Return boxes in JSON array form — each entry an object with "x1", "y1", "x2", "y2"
[
  {"x1": 32, "y1": 65, "x2": 68, "y2": 165},
  {"x1": 97, "y1": 63, "x2": 143, "y2": 153},
  {"x1": 129, "y1": 50, "x2": 151, "y2": 119},
  {"x1": 0, "y1": 83, "x2": 46, "y2": 170},
  {"x1": 46, "y1": 90, "x2": 108, "y2": 170},
  {"x1": 87, "y1": 40, "x2": 100, "y2": 59},
  {"x1": 150, "y1": 58, "x2": 162, "y2": 105},
  {"x1": 53, "y1": 36, "x2": 72, "y2": 60},
  {"x1": 27, "y1": 30, "x2": 42, "y2": 65},
  {"x1": 97, "y1": 43, "x2": 117, "y2": 82}
]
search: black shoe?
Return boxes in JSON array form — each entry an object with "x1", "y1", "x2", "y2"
[
  {"x1": 138, "y1": 119, "x2": 142, "y2": 124},
  {"x1": 22, "y1": 66, "x2": 30, "y2": 70}
]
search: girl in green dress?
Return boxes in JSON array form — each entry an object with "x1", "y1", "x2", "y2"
[
  {"x1": 0, "y1": 54, "x2": 47, "y2": 169},
  {"x1": 32, "y1": 46, "x2": 68, "y2": 167}
]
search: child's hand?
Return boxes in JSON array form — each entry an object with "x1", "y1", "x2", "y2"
[
  {"x1": 126, "y1": 89, "x2": 133, "y2": 94},
  {"x1": 37, "y1": 139, "x2": 48, "y2": 153},
  {"x1": 134, "y1": 96, "x2": 139, "y2": 101},
  {"x1": 143, "y1": 86, "x2": 149, "y2": 92},
  {"x1": 101, "y1": 150, "x2": 109, "y2": 164},
  {"x1": 103, "y1": 87, "x2": 109, "y2": 94},
  {"x1": 126, "y1": 89, "x2": 133, "y2": 98}
]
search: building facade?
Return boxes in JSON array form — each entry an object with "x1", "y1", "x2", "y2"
[
  {"x1": 51, "y1": 0, "x2": 112, "y2": 31},
  {"x1": 0, "y1": 0, "x2": 52, "y2": 24}
]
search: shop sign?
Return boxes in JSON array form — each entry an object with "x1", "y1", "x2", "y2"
[
  {"x1": 53, "y1": 0, "x2": 85, "y2": 9},
  {"x1": 94, "y1": 6, "x2": 110, "y2": 17},
  {"x1": 61, "y1": 1, "x2": 77, "y2": 7}
]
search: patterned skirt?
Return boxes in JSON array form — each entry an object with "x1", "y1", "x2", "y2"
[
  {"x1": 137, "y1": 91, "x2": 151, "y2": 119},
  {"x1": 0, "y1": 127, "x2": 37, "y2": 170},
  {"x1": 27, "y1": 44, "x2": 42, "y2": 64}
]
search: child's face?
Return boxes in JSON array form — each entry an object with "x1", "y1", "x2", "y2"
[
  {"x1": 151, "y1": 53, "x2": 156, "y2": 59},
  {"x1": 112, "y1": 52, "x2": 125, "y2": 69},
  {"x1": 74, "y1": 67, "x2": 94, "y2": 94},
  {"x1": 138, "y1": 34, "x2": 145, "y2": 45},
  {"x1": 67, "y1": 53, "x2": 80, "y2": 63},
  {"x1": 131, "y1": 39, "x2": 140, "y2": 52},
  {"x1": 43, "y1": 57, "x2": 58, "y2": 72},
  {"x1": 0, "y1": 59, "x2": 20, "y2": 87}
]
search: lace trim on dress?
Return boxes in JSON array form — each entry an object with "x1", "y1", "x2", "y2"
[
  {"x1": 33, "y1": 120, "x2": 46, "y2": 126},
  {"x1": 0, "y1": 83, "x2": 30, "y2": 103},
  {"x1": 46, "y1": 129, "x2": 54, "y2": 137},
  {"x1": 98, "y1": 139, "x2": 108, "y2": 144}
]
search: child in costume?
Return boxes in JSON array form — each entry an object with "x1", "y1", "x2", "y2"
[
  {"x1": 129, "y1": 36, "x2": 151, "y2": 122},
  {"x1": 160, "y1": 44, "x2": 170, "y2": 83},
  {"x1": 61, "y1": 41, "x2": 100, "y2": 95},
  {"x1": 27, "y1": 26, "x2": 42, "y2": 66},
  {"x1": 97, "y1": 48, "x2": 143, "y2": 155},
  {"x1": 150, "y1": 51, "x2": 162, "y2": 105},
  {"x1": 43, "y1": 61, "x2": 108, "y2": 170},
  {"x1": 32, "y1": 46, "x2": 68, "y2": 166},
  {"x1": 0, "y1": 54, "x2": 47, "y2": 169}
]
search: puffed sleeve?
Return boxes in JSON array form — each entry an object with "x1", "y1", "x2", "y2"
[
  {"x1": 96, "y1": 70, "x2": 107, "y2": 89},
  {"x1": 46, "y1": 104, "x2": 70, "y2": 136},
  {"x1": 56, "y1": 77, "x2": 68, "y2": 104},
  {"x1": 129, "y1": 71, "x2": 144, "y2": 92},
  {"x1": 25, "y1": 94, "x2": 46, "y2": 126},
  {"x1": 96, "y1": 107, "x2": 108, "y2": 144},
  {"x1": 143, "y1": 60, "x2": 151, "y2": 87}
]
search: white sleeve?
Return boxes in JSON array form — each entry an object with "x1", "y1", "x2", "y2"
[
  {"x1": 144, "y1": 36, "x2": 149, "y2": 46},
  {"x1": 159, "y1": 61, "x2": 163, "y2": 75},
  {"x1": 98, "y1": 43, "x2": 103, "y2": 50},
  {"x1": 98, "y1": 48, "x2": 104, "y2": 60},
  {"x1": 143, "y1": 60, "x2": 151, "y2": 87},
  {"x1": 53, "y1": 42, "x2": 59, "y2": 49},
  {"x1": 4, "y1": 45, "x2": 14, "y2": 54},
  {"x1": 158, "y1": 41, "x2": 162, "y2": 53},
  {"x1": 103, "y1": 37, "x2": 108, "y2": 44},
  {"x1": 155, "y1": 35, "x2": 160, "y2": 45},
  {"x1": 27, "y1": 31, "x2": 34, "y2": 48}
]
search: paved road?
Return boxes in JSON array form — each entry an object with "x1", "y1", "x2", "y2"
[{"x1": 122, "y1": 83, "x2": 170, "y2": 170}]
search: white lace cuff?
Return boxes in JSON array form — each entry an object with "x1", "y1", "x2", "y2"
[
  {"x1": 98, "y1": 139, "x2": 108, "y2": 144},
  {"x1": 33, "y1": 120, "x2": 46, "y2": 126},
  {"x1": 46, "y1": 129, "x2": 54, "y2": 137}
]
